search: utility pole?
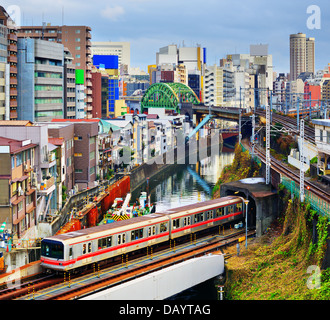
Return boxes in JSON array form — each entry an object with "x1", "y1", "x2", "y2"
[
  {"x1": 239, "y1": 86, "x2": 242, "y2": 145},
  {"x1": 266, "y1": 103, "x2": 270, "y2": 185},
  {"x1": 300, "y1": 118, "x2": 305, "y2": 203},
  {"x1": 297, "y1": 96, "x2": 300, "y2": 131}
]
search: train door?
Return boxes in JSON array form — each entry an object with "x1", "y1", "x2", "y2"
[{"x1": 69, "y1": 246, "x2": 73, "y2": 260}]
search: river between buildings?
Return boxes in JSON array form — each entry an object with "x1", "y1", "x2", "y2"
[{"x1": 131, "y1": 144, "x2": 235, "y2": 300}]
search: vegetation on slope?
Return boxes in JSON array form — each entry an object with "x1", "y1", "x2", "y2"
[
  {"x1": 212, "y1": 143, "x2": 261, "y2": 198},
  {"x1": 225, "y1": 189, "x2": 330, "y2": 300}
]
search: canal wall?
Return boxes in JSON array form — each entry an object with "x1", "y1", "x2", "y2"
[{"x1": 130, "y1": 136, "x2": 222, "y2": 192}]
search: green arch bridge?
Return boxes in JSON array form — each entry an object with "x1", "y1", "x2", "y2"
[{"x1": 140, "y1": 82, "x2": 200, "y2": 113}]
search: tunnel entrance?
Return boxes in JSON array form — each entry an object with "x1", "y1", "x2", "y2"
[
  {"x1": 219, "y1": 178, "x2": 278, "y2": 236},
  {"x1": 223, "y1": 190, "x2": 256, "y2": 230}
]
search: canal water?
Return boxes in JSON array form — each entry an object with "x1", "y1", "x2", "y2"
[{"x1": 131, "y1": 145, "x2": 235, "y2": 300}]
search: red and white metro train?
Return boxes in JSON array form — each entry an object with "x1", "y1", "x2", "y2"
[{"x1": 40, "y1": 196, "x2": 245, "y2": 272}]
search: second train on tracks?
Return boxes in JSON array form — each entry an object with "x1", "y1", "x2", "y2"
[{"x1": 40, "y1": 196, "x2": 245, "y2": 272}]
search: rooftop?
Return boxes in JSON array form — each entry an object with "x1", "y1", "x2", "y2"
[
  {"x1": 312, "y1": 119, "x2": 330, "y2": 127},
  {"x1": 0, "y1": 120, "x2": 33, "y2": 126},
  {"x1": 0, "y1": 136, "x2": 37, "y2": 154}
]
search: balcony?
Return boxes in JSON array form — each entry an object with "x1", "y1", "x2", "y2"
[
  {"x1": 10, "y1": 100, "x2": 17, "y2": 107},
  {"x1": 86, "y1": 32, "x2": 91, "y2": 39},
  {"x1": 86, "y1": 40, "x2": 92, "y2": 47},
  {"x1": 10, "y1": 89, "x2": 17, "y2": 96},
  {"x1": 38, "y1": 176, "x2": 55, "y2": 195},
  {"x1": 8, "y1": 44, "x2": 17, "y2": 52},
  {"x1": 8, "y1": 55, "x2": 17, "y2": 63},
  {"x1": 8, "y1": 33, "x2": 17, "y2": 41},
  {"x1": 10, "y1": 77, "x2": 18, "y2": 85},
  {"x1": 10, "y1": 110, "x2": 18, "y2": 119},
  {"x1": 10, "y1": 66, "x2": 17, "y2": 74}
]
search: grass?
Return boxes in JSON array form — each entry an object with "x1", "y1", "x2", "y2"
[{"x1": 224, "y1": 196, "x2": 330, "y2": 300}]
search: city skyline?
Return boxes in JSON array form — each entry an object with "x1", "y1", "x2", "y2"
[{"x1": 2, "y1": 0, "x2": 329, "y2": 74}]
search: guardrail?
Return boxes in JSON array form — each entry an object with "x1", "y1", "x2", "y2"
[{"x1": 281, "y1": 176, "x2": 330, "y2": 219}]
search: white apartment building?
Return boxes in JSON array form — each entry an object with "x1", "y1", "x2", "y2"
[
  {"x1": 91, "y1": 41, "x2": 130, "y2": 69},
  {"x1": 204, "y1": 64, "x2": 223, "y2": 107}
]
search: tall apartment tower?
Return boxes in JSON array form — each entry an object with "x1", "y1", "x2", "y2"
[
  {"x1": 17, "y1": 24, "x2": 93, "y2": 118},
  {"x1": 290, "y1": 33, "x2": 315, "y2": 81},
  {"x1": 0, "y1": 7, "x2": 18, "y2": 120},
  {"x1": 306, "y1": 37, "x2": 315, "y2": 75}
]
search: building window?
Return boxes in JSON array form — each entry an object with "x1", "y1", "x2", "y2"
[
  {"x1": 76, "y1": 63, "x2": 80, "y2": 67},
  {"x1": 75, "y1": 38, "x2": 80, "y2": 42},
  {"x1": 75, "y1": 30, "x2": 80, "y2": 33},
  {"x1": 90, "y1": 166, "x2": 95, "y2": 175},
  {"x1": 18, "y1": 200, "x2": 23, "y2": 212},
  {"x1": 16, "y1": 153, "x2": 22, "y2": 167},
  {"x1": 75, "y1": 169, "x2": 82, "y2": 173},
  {"x1": 75, "y1": 54, "x2": 80, "y2": 58},
  {"x1": 74, "y1": 153, "x2": 82, "y2": 157},
  {"x1": 90, "y1": 151, "x2": 95, "y2": 160},
  {"x1": 75, "y1": 46, "x2": 80, "y2": 50},
  {"x1": 11, "y1": 156, "x2": 15, "y2": 168}
]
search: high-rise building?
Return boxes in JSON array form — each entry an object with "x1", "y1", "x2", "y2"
[
  {"x1": 290, "y1": 33, "x2": 315, "y2": 81},
  {"x1": 0, "y1": 7, "x2": 18, "y2": 120},
  {"x1": 306, "y1": 37, "x2": 315, "y2": 75},
  {"x1": 17, "y1": 24, "x2": 93, "y2": 118}
]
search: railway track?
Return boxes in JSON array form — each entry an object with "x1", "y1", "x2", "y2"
[
  {"x1": 255, "y1": 109, "x2": 315, "y2": 144},
  {"x1": 10, "y1": 229, "x2": 255, "y2": 300},
  {"x1": 253, "y1": 144, "x2": 330, "y2": 203}
]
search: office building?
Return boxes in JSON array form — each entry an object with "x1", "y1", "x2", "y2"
[
  {"x1": 17, "y1": 24, "x2": 93, "y2": 118},
  {"x1": 17, "y1": 38, "x2": 64, "y2": 122}
]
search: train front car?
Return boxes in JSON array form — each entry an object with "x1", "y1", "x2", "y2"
[{"x1": 40, "y1": 238, "x2": 66, "y2": 272}]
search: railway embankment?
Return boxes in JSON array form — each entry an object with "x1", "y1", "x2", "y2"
[{"x1": 213, "y1": 141, "x2": 330, "y2": 300}]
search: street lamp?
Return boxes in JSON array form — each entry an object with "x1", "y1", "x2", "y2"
[{"x1": 243, "y1": 199, "x2": 249, "y2": 249}]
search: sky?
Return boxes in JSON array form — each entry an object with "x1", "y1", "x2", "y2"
[{"x1": 3, "y1": 0, "x2": 330, "y2": 74}]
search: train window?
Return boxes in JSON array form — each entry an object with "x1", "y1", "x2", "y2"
[
  {"x1": 83, "y1": 244, "x2": 86, "y2": 254},
  {"x1": 237, "y1": 203, "x2": 242, "y2": 211},
  {"x1": 41, "y1": 240, "x2": 64, "y2": 259},
  {"x1": 148, "y1": 227, "x2": 151, "y2": 236},
  {"x1": 153, "y1": 226, "x2": 156, "y2": 235},
  {"x1": 228, "y1": 205, "x2": 234, "y2": 214},
  {"x1": 131, "y1": 228, "x2": 144, "y2": 240},
  {"x1": 173, "y1": 219, "x2": 179, "y2": 229},
  {"x1": 107, "y1": 237, "x2": 112, "y2": 247},
  {"x1": 118, "y1": 234, "x2": 121, "y2": 245},
  {"x1": 88, "y1": 242, "x2": 92, "y2": 253},
  {"x1": 188, "y1": 216, "x2": 191, "y2": 225},
  {"x1": 69, "y1": 247, "x2": 73, "y2": 258},
  {"x1": 160, "y1": 222, "x2": 168, "y2": 233},
  {"x1": 122, "y1": 234, "x2": 126, "y2": 244},
  {"x1": 201, "y1": 213, "x2": 204, "y2": 221}
]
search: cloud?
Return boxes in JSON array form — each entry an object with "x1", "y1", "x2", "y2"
[{"x1": 101, "y1": 5, "x2": 125, "y2": 21}]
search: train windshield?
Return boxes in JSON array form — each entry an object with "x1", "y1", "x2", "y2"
[{"x1": 41, "y1": 239, "x2": 64, "y2": 260}]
